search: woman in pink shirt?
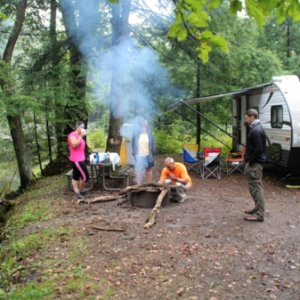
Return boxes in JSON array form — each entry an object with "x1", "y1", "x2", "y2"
[{"x1": 68, "y1": 121, "x2": 89, "y2": 199}]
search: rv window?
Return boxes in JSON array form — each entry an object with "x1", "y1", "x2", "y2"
[{"x1": 271, "y1": 105, "x2": 283, "y2": 128}]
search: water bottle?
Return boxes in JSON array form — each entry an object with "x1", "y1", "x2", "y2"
[{"x1": 96, "y1": 153, "x2": 99, "y2": 164}]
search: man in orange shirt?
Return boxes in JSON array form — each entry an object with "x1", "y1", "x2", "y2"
[{"x1": 159, "y1": 157, "x2": 192, "y2": 202}]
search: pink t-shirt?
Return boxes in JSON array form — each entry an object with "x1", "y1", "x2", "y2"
[{"x1": 68, "y1": 131, "x2": 86, "y2": 162}]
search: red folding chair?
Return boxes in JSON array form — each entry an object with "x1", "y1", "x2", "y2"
[{"x1": 200, "y1": 147, "x2": 222, "y2": 180}]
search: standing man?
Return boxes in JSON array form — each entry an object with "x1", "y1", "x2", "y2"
[{"x1": 244, "y1": 108, "x2": 267, "y2": 222}]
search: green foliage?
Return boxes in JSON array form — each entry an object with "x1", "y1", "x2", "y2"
[
  {"x1": 0, "y1": 11, "x2": 8, "y2": 20},
  {"x1": 154, "y1": 117, "x2": 196, "y2": 154},
  {"x1": 87, "y1": 129, "x2": 107, "y2": 151},
  {"x1": 169, "y1": 0, "x2": 300, "y2": 62},
  {"x1": 168, "y1": 1, "x2": 228, "y2": 63},
  {"x1": 154, "y1": 130, "x2": 183, "y2": 154},
  {"x1": 201, "y1": 133, "x2": 232, "y2": 158}
]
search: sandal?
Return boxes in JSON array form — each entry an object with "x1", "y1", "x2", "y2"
[{"x1": 244, "y1": 209, "x2": 256, "y2": 214}]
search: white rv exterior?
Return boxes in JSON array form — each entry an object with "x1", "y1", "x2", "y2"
[
  {"x1": 233, "y1": 75, "x2": 300, "y2": 171},
  {"x1": 169, "y1": 75, "x2": 300, "y2": 172}
]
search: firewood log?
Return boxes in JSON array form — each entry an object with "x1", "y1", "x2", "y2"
[
  {"x1": 144, "y1": 188, "x2": 169, "y2": 229},
  {"x1": 119, "y1": 182, "x2": 166, "y2": 194},
  {"x1": 77, "y1": 195, "x2": 120, "y2": 204},
  {"x1": 91, "y1": 225, "x2": 125, "y2": 232}
]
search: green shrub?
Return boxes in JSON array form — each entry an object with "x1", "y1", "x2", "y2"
[
  {"x1": 87, "y1": 129, "x2": 107, "y2": 150},
  {"x1": 154, "y1": 130, "x2": 183, "y2": 154},
  {"x1": 154, "y1": 126, "x2": 233, "y2": 156}
]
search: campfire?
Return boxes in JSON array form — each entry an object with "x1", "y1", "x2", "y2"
[
  {"x1": 120, "y1": 183, "x2": 184, "y2": 229},
  {"x1": 78, "y1": 182, "x2": 184, "y2": 229}
]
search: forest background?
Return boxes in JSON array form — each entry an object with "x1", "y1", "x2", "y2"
[{"x1": 1, "y1": 0, "x2": 300, "y2": 194}]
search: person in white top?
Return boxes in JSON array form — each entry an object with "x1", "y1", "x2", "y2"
[{"x1": 132, "y1": 119, "x2": 155, "y2": 184}]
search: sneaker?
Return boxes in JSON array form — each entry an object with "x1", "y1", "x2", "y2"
[
  {"x1": 76, "y1": 192, "x2": 87, "y2": 199},
  {"x1": 177, "y1": 196, "x2": 186, "y2": 203},
  {"x1": 80, "y1": 190, "x2": 89, "y2": 197}
]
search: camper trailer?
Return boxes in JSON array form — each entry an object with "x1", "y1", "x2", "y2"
[
  {"x1": 169, "y1": 75, "x2": 300, "y2": 173},
  {"x1": 232, "y1": 75, "x2": 300, "y2": 172}
]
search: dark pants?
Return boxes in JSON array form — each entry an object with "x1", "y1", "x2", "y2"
[
  {"x1": 71, "y1": 161, "x2": 89, "y2": 182},
  {"x1": 245, "y1": 162, "x2": 265, "y2": 219}
]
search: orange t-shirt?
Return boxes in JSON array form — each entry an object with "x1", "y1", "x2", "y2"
[{"x1": 160, "y1": 162, "x2": 192, "y2": 187}]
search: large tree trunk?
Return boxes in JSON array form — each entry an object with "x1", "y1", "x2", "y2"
[
  {"x1": 106, "y1": 0, "x2": 131, "y2": 152},
  {"x1": 7, "y1": 116, "x2": 32, "y2": 188},
  {"x1": 45, "y1": 0, "x2": 58, "y2": 164},
  {"x1": 58, "y1": 0, "x2": 88, "y2": 162},
  {"x1": 1, "y1": 0, "x2": 32, "y2": 189}
]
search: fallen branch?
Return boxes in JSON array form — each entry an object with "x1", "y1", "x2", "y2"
[
  {"x1": 77, "y1": 195, "x2": 120, "y2": 204},
  {"x1": 144, "y1": 188, "x2": 169, "y2": 230},
  {"x1": 91, "y1": 225, "x2": 126, "y2": 232}
]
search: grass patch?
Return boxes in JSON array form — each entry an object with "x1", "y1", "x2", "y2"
[
  {"x1": 0, "y1": 173, "x2": 117, "y2": 299},
  {"x1": 64, "y1": 267, "x2": 98, "y2": 297},
  {"x1": 5, "y1": 200, "x2": 50, "y2": 231},
  {"x1": 5, "y1": 281, "x2": 55, "y2": 300},
  {"x1": 10, "y1": 226, "x2": 71, "y2": 257},
  {"x1": 0, "y1": 226, "x2": 73, "y2": 291},
  {"x1": 4, "y1": 175, "x2": 66, "y2": 232},
  {"x1": 102, "y1": 287, "x2": 115, "y2": 299},
  {"x1": 1, "y1": 226, "x2": 116, "y2": 300}
]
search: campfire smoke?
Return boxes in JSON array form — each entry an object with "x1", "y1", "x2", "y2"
[{"x1": 60, "y1": 0, "x2": 178, "y2": 182}]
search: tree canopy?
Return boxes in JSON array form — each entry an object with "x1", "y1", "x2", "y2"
[{"x1": 168, "y1": 0, "x2": 300, "y2": 62}]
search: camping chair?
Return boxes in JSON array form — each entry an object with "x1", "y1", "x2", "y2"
[
  {"x1": 182, "y1": 148, "x2": 201, "y2": 174},
  {"x1": 224, "y1": 146, "x2": 246, "y2": 175},
  {"x1": 182, "y1": 143, "x2": 203, "y2": 159},
  {"x1": 200, "y1": 147, "x2": 222, "y2": 180}
]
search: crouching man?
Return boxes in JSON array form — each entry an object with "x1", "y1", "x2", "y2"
[{"x1": 159, "y1": 157, "x2": 192, "y2": 202}]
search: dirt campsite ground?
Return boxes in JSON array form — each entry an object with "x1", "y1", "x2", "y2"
[{"x1": 2, "y1": 154, "x2": 300, "y2": 299}]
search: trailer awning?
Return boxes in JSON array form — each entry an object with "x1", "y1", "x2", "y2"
[{"x1": 168, "y1": 81, "x2": 272, "y2": 111}]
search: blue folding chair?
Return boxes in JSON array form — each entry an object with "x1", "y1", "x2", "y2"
[{"x1": 182, "y1": 148, "x2": 201, "y2": 174}]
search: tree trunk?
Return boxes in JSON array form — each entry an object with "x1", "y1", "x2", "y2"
[
  {"x1": 45, "y1": 0, "x2": 58, "y2": 163},
  {"x1": 286, "y1": 20, "x2": 291, "y2": 69},
  {"x1": 33, "y1": 111, "x2": 43, "y2": 175},
  {"x1": 106, "y1": 0, "x2": 131, "y2": 152},
  {"x1": 7, "y1": 116, "x2": 32, "y2": 189},
  {"x1": 1, "y1": 0, "x2": 32, "y2": 189},
  {"x1": 196, "y1": 61, "x2": 201, "y2": 150}
]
